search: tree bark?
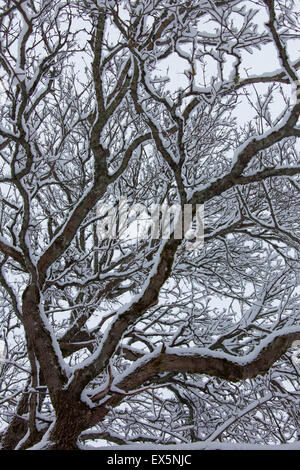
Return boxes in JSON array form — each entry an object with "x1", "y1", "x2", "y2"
[
  {"x1": 1, "y1": 383, "x2": 29, "y2": 450},
  {"x1": 45, "y1": 401, "x2": 90, "y2": 450}
]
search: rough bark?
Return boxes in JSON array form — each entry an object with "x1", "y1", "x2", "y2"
[{"x1": 1, "y1": 383, "x2": 29, "y2": 450}]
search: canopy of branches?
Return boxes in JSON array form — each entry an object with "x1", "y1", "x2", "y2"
[{"x1": 0, "y1": 0, "x2": 300, "y2": 450}]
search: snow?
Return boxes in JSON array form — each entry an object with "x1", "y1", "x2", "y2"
[
  {"x1": 0, "y1": 339, "x2": 6, "y2": 367},
  {"x1": 165, "y1": 325, "x2": 300, "y2": 367},
  {"x1": 110, "y1": 345, "x2": 164, "y2": 393},
  {"x1": 186, "y1": 107, "x2": 299, "y2": 202},
  {"x1": 39, "y1": 292, "x2": 72, "y2": 378},
  {"x1": 1, "y1": 0, "x2": 300, "y2": 451},
  {"x1": 80, "y1": 441, "x2": 300, "y2": 451},
  {"x1": 15, "y1": 430, "x2": 31, "y2": 450},
  {"x1": 0, "y1": 125, "x2": 19, "y2": 140},
  {"x1": 28, "y1": 422, "x2": 56, "y2": 450},
  {"x1": 205, "y1": 392, "x2": 272, "y2": 443},
  {"x1": 271, "y1": 37, "x2": 298, "y2": 83},
  {"x1": 70, "y1": 240, "x2": 169, "y2": 374}
]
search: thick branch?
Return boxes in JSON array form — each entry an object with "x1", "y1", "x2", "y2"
[
  {"x1": 118, "y1": 329, "x2": 300, "y2": 389},
  {"x1": 0, "y1": 237, "x2": 25, "y2": 268},
  {"x1": 86, "y1": 328, "x2": 300, "y2": 428},
  {"x1": 235, "y1": 165, "x2": 300, "y2": 184}
]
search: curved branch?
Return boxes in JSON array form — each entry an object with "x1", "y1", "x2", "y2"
[
  {"x1": 0, "y1": 237, "x2": 25, "y2": 268},
  {"x1": 115, "y1": 327, "x2": 300, "y2": 389},
  {"x1": 236, "y1": 165, "x2": 300, "y2": 185},
  {"x1": 86, "y1": 328, "x2": 300, "y2": 428}
]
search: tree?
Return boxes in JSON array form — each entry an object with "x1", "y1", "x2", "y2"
[{"x1": 0, "y1": 0, "x2": 300, "y2": 450}]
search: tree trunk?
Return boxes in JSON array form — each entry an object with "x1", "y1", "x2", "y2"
[
  {"x1": 44, "y1": 402, "x2": 89, "y2": 450},
  {"x1": 1, "y1": 387, "x2": 29, "y2": 450}
]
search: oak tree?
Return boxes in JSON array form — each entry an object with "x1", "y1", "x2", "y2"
[{"x1": 0, "y1": 0, "x2": 300, "y2": 450}]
